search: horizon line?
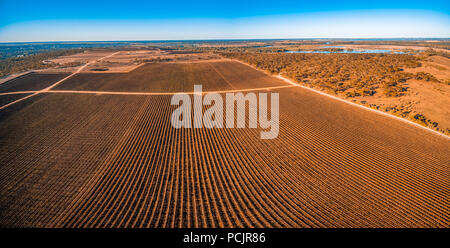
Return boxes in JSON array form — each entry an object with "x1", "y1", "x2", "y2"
[{"x1": 1, "y1": 37, "x2": 449, "y2": 44}]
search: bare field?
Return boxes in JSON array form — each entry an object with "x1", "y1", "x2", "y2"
[
  {"x1": 0, "y1": 72, "x2": 69, "y2": 93},
  {"x1": 0, "y1": 59, "x2": 448, "y2": 228},
  {"x1": 0, "y1": 93, "x2": 31, "y2": 106},
  {"x1": 54, "y1": 61, "x2": 287, "y2": 92},
  {"x1": 45, "y1": 50, "x2": 221, "y2": 73},
  {"x1": 0, "y1": 71, "x2": 32, "y2": 85},
  {"x1": 404, "y1": 55, "x2": 450, "y2": 82},
  {"x1": 48, "y1": 50, "x2": 120, "y2": 65}
]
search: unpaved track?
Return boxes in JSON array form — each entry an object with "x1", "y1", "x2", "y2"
[
  {"x1": 0, "y1": 60, "x2": 448, "y2": 228},
  {"x1": 0, "y1": 52, "x2": 120, "y2": 110},
  {"x1": 0, "y1": 85, "x2": 294, "y2": 97}
]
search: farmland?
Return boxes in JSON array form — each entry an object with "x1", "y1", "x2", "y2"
[
  {"x1": 0, "y1": 72, "x2": 70, "y2": 93},
  {"x1": 54, "y1": 61, "x2": 287, "y2": 92},
  {"x1": 0, "y1": 93, "x2": 31, "y2": 107},
  {"x1": 0, "y1": 54, "x2": 449, "y2": 228}
]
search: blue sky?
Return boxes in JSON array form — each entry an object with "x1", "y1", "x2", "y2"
[{"x1": 0, "y1": 0, "x2": 449, "y2": 41}]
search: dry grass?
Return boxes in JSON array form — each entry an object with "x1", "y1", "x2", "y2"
[
  {"x1": 353, "y1": 55, "x2": 450, "y2": 133},
  {"x1": 224, "y1": 52, "x2": 450, "y2": 134}
]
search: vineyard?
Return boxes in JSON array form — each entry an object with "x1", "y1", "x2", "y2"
[
  {"x1": 54, "y1": 61, "x2": 287, "y2": 92},
  {"x1": 0, "y1": 72, "x2": 70, "y2": 93},
  {"x1": 0, "y1": 60, "x2": 448, "y2": 227},
  {"x1": 0, "y1": 93, "x2": 31, "y2": 107}
]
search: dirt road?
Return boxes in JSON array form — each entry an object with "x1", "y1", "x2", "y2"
[{"x1": 0, "y1": 52, "x2": 120, "y2": 110}]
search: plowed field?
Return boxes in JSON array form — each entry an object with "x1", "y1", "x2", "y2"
[
  {"x1": 53, "y1": 61, "x2": 287, "y2": 92},
  {"x1": 0, "y1": 60, "x2": 448, "y2": 227},
  {"x1": 0, "y1": 73, "x2": 70, "y2": 93}
]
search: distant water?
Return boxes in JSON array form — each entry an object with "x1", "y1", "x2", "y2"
[
  {"x1": 285, "y1": 49, "x2": 405, "y2": 54},
  {"x1": 321, "y1": 45, "x2": 345, "y2": 48}
]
